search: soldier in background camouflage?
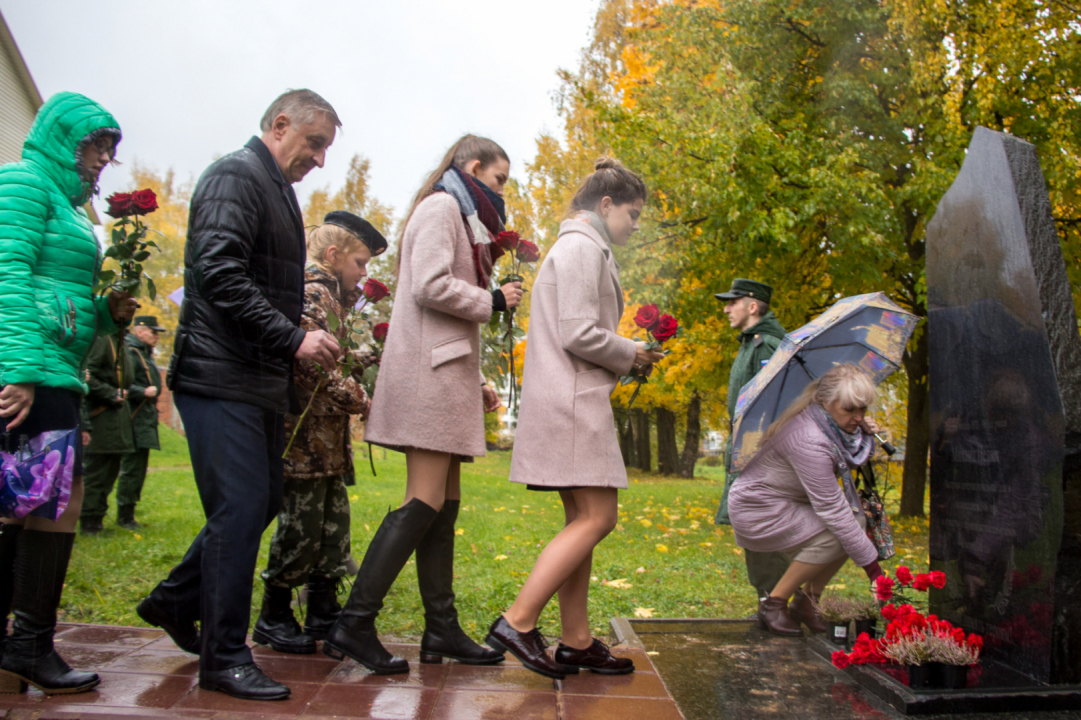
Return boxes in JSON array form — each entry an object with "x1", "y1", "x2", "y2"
[{"x1": 254, "y1": 212, "x2": 385, "y2": 654}]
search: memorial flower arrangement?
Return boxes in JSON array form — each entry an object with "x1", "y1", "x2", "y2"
[
  {"x1": 494, "y1": 230, "x2": 540, "y2": 410},
  {"x1": 283, "y1": 277, "x2": 390, "y2": 459},
  {"x1": 813, "y1": 593, "x2": 880, "y2": 623},
  {"x1": 620, "y1": 304, "x2": 680, "y2": 408}
]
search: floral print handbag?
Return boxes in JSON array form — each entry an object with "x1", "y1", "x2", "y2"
[
  {"x1": 0, "y1": 428, "x2": 77, "y2": 521},
  {"x1": 857, "y1": 464, "x2": 896, "y2": 561}
]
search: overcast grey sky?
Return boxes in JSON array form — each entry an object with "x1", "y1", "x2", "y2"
[{"x1": 2, "y1": 0, "x2": 598, "y2": 221}]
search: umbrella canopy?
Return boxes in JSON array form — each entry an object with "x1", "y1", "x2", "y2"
[{"x1": 729, "y1": 292, "x2": 919, "y2": 473}]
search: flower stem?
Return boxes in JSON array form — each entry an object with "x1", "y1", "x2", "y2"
[{"x1": 282, "y1": 377, "x2": 324, "y2": 458}]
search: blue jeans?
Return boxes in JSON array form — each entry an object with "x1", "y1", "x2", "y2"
[{"x1": 147, "y1": 392, "x2": 284, "y2": 672}]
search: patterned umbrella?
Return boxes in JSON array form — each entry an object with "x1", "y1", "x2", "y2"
[{"x1": 729, "y1": 292, "x2": 919, "y2": 473}]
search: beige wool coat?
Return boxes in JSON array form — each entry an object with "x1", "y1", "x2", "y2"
[
  {"x1": 364, "y1": 193, "x2": 493, "y2": 457},
  {"x1": 509, "y1": 219, "x2": 639, "y2": 489}
]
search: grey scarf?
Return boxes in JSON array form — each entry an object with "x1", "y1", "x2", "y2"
[{"x1": 809, "y1": 404, "x2": 875, "y2": 513}]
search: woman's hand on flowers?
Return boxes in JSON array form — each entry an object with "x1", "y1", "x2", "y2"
[
  {"x1": 634, "y1": 342, "x2": 665, "y2": 370},
  {"x1": 0, "y1": 383, "x2": 35, "y2": 430},
  {"x1": 108, "y1": 290, "x2": 139, "y2": 323},
  {"x1": 500, "y1": 281, "x2": 523, "y2": 309},
  {"x1": 482, "y1": 384, "x2": 501, "y2": 413}
]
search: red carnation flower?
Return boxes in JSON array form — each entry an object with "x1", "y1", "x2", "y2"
[
  {"x1": 516, "y1": 239, "x2": 541, "y2": 263},
  {"x1": 634, "y1": 304, "x2": 660, "y2": 331},
  {"x1": 929, "y1": 570, "x2": 947, "y2": 589},
  {"x1": 653, "y1": 314, "x2": 679, "y2": 343},
  {"x1": 967, "y1": 634, "x2": 983, "y2": 651},
  {"x1": 363, "y1": 278, "x2": 390, "y2": 303},
  {"x1": 372, "y1": 322, "x2": 389, "y2": 342},
  {"x1": 105, "y1": 192, "x2": 133, "y2": 218},
  {"x1": 895, "y1": 566, "x2": 913, "y2": 586},
  {"x1": 496, "y1": 231, "x2": 521, "y2": 251},
  {"x1": 874, "y1": 575, "x2": 895, "y2": 601},
  {"x1": 131, "y1": 188, "x2": 158, "y2": 215},
  {"x1": 912, "y1": 574, "x2": 932, "y2": 592},
  {"x1": 831, "y1": 650, "x2": 851, "y2": 669}
]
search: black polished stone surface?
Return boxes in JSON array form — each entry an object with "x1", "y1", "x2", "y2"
[
  {"x1": 631, "y1": 620, "x2": 1081, "y2": 719},
  {"x1": 926, "y1": 127, "x2": 1073, "y2": 683}
]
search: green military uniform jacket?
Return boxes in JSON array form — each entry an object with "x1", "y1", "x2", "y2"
[
  {"x1": 727, "y1": 311, "x2": 787, "y2": 421},
  {"x1": 85, "y1": 334, "x2": 134, "y2": 454},
  {"x1": 125, "y1": 334, "x2": 161, "y2": 451}
]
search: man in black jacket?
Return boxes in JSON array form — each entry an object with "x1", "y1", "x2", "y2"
[{"x1": 136, "y1": 89, "x2": 342, "y2": 701}]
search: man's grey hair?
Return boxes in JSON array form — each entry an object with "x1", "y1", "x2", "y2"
[{"x1": 260, "y1": 89, "x2": 342, "y2": 132}]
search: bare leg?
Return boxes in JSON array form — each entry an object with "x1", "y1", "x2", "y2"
[
  {"x1": 23, "y1": 476, "x2": 83, "y2": 533},
  {"x1": 504, "y1": 488, "x2": 617, "y2": 633},
  {"x1": 805, "y1": 556, "x2": 849, "y2": 596},
  {"x1": 403, "y1": 450, "x2": 453, "y2": 512}
]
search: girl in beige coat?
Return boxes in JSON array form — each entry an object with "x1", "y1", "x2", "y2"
[
  {"x1": 323, "y1": 136, "x2": 524, "y2": 675},
  {"x1": 486, "y1": 159, "x2": 665, "y2": 679}
]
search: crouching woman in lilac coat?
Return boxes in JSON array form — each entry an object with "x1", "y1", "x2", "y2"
[
  {"x1": 486, "y1": 158, "x2": 665, "y2": 679},
  {"x1": 728, "y1": 363, "x2": 886, "y2": 636}
]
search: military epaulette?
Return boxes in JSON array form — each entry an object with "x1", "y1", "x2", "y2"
[{"x1": 752, "y1": 334, "x2": 764, "y2": 347}]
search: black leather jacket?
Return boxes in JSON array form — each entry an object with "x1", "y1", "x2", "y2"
[{"x1": 167, "y1": 137, "x2": 307, "y2": 412}]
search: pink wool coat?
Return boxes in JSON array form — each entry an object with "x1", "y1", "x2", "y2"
[
  {"x1": 728, "y1": 408, "x2": 878, "y2": 567},
  {"x1": 509, "y1": 219, "x2": 638, "y2": 489},
  {"x1": 363, "y1": 193, "x2": 493, "y2": 457}
]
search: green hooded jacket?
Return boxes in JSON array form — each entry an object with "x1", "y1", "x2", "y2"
[
  {"x1": 0, "y1": 92, "x2": 121, "y2": 393},
  {"x1": 727, "y1": 311, "x2": 787, "y2": 421}
]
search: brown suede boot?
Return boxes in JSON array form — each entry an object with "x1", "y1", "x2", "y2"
[
  {"x1": 789, "y1": 589, "x2": 827, "y2": 634},
  {"x1": 757, "y1": 596, "x2": 802, "y2": 637}
]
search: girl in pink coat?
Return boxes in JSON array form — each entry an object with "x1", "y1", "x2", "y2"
[
  {"x1": 322, "y1": 136, "x2": 523, "y2": 675},
  {"x1": 486, "y1": 159, "x2": 665, "y2": 679}
]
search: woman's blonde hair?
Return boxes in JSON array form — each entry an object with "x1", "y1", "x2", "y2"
[
  {"x1": 763, "y1": 363, "x2": 877, "y2": 442},
  {"x1": 307, "y1": 223, "x2": 367, "y2": 271}
]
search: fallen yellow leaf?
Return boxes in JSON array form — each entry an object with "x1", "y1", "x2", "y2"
[
  {"x1": 656, "y1": 544, "x2": 669, "y2": 553},
  {"x1": 604, "y1": 578, "x2": 633, "y2": 589},
  {"x1": 639, "y1": 519, "x2": 653, "y2": 528},
  {"x1": 494, "y1": 555, "x2": 508, "y2": 561},
  {"x1": 634, "y1": 607, "x2": 655, "y2": 618}
]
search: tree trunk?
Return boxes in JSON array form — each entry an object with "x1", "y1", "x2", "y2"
[
  {"x1": 634, "y1": 409, "x2": 651, "y2": 471},
  {"x1": 679, "y1": 393, "x2": 702, "y2": 478},
  {"x1": 656, "y1": 408, "x2": 679, "y2": 475},
  {"x1": 617, "y1": 411, "x2": 636, "y2": 468},
  {"x1": 900, "y1": 327, "x2": 929, "y2": 516}
]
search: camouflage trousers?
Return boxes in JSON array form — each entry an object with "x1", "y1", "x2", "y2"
[{"x1": 262, "y1": 473, "x2": 351, "y2": 588}]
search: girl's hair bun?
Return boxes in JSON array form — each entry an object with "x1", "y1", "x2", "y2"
[{"x1": 594, "y1": 156, "x2": 623, "y2": 171}]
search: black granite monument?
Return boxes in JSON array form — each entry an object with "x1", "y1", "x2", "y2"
[{"x1": 927, "y1": 126, "x2": 1081, "y2": 685}]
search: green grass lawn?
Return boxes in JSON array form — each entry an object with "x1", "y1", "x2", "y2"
[{"x1": 62, "y1": 428, "x2": 930, "y2": 642}]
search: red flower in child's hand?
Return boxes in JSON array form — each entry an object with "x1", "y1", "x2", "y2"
[
  {"x1": 652, "y1": 314, "x2": 679, "y2": 342},
  {"x1": 516, "y1": 239, "x2": 541, "y2": 263},
  {"x1": 105, "y1": 192, "x2": 133, "y2": 218},
  {"x1": 912, "y1": 574, "x2": 932, "y2": 592},
  {"x1": 929, "y1": 570, "x2": 947, "y2": 589},
  {"x1": 831, "y1": 650, "x2": 851, "y2": 669},
  {"x1": 372, "y1": 322, "x2": 389, "y2": 342},
  {"x1": 363, "y1": 278, "x2": 390, "y2": 303},
  {"x1": 496, "y1": 231, "x2": 520, "y2": 251},
  {"x1": 634, "y1": 304, "x2": 660, "y2": 331},
  {"x1": 874, "y1": 575, "x2": 895, "y2": 601},
  {"x1": 131, "y1": 188, "x2": 158, "y2": 215},
  {"x1": 895, "y1": 566, "x2": 913, "y2": 586}
]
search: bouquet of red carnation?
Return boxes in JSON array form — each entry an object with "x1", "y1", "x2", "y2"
[
  {"x1": 873, "y1": 565, "x2": 946, "y2": 609},
  {"x1": 493, "y1": 230, "x2": 539, "y2": 411},
  {"x1": 619, "y1": 304, "x2": 680, "y2": 408}
]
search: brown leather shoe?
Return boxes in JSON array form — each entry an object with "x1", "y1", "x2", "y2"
[
  {"x1": 757, "y1": 596, "x2": 803, "y2": 637},
  {"x1": 485, "y1": 616, "x2": 575, "y2": 679},
  {"x1": 789, "y1": 589, "x2": 827, "y2": 634},
  {"x1": 555, "y1": 638, "x2": 634, "y2": 675}
]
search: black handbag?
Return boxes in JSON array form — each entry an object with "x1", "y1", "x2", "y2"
[{"x1": 856, "y1": 463, "x2": 895, "y2": 561}]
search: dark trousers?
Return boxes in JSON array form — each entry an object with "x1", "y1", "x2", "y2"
[
  {"x1": 81, "y1": 453, "x2": 123, "y2": 522},
  {"x1": 146, "y1": 393, "x2": 284, "y2": 672},
  {"x1": 117, "y1": 448, "x2": 150, "y2": 508}
]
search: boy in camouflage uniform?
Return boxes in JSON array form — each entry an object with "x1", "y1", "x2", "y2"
[{"x1": 254, "y1": 211, "x2": 387, "y2": 654}]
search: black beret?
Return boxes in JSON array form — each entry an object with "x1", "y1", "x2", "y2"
[{"x1": 324, "y1": 211, "x2": 388, "y2": 256}]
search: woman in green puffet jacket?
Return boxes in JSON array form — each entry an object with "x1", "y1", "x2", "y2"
[{"x1": 0, "y1": 92, "x2": 137, "y2": 695}]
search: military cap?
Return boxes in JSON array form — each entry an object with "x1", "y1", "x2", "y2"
[
  {"x1": 132, "y1": 315, "x2": 165, "y2": 331},
  {"x1": 714, "y1": 278, "x2": 772, "y2": 305},
  {"x1": 324, "y1": 211, "x2": 389, "y2": 256}
]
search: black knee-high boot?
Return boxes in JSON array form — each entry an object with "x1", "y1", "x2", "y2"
[
  {"x1": 322, "y1": 499, "x2": 438, "y2": 675},
  {"x1": 1, "y1": 530, "x2": 99, "y2": 694},
  {"x1": 0, "y1": 525, "x2": 24, "y2": 648},
  {"x1": 416, "y1": 500, "x2": 503, "y2": 665}
]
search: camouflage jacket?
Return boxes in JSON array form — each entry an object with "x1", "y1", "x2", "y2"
[{"x1": 284, "y1": 266, "x2": 371, "y2": 479}]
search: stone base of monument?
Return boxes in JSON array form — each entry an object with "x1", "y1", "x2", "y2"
[{"x1": 803, "y1": 635, "x2": 1081, "y2": 715}]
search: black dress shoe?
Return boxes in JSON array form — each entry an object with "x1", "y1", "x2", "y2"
[
  {"x1": 137, "y1": 596, "x2": 200, "y2": 654},
  {"x1": 199, "y1": 663, "x2": 290, "y2": 701},
  {"x1": 555, "y1": 638, "x2": 634, "y2": 675},
  {"x1": 485, "y1": 616, "x2": 575, "y2": 680}
]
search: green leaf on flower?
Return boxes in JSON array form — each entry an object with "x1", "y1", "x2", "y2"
[
  {"x1": 326, "y1": 310, "x2": 340, "y2": 332},
  {"x1": 146, "y1": 276, "x2": 156, "y2": 301}
]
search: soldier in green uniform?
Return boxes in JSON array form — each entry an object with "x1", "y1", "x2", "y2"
[
  {"x1": 714, "y1": 279, "x2": 791, "y2": 600},
  {"x1": 80, "y1": 333, "x2": 134, "y2": 535},
  {"x1": 116, "y1": 316, "x2": 164, "y2": 529}
]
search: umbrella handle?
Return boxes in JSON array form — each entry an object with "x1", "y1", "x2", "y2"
[{"x1": 874, "y1": 433, "x2": 897, "y2": 457}]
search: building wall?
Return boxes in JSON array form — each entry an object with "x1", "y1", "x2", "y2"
[{"x1": 0, "y1": 23, "x2": 36, "y2": 165}]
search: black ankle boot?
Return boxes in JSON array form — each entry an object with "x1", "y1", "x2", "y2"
[
  {"x1": 416, "y1": 500, "x2": 503, "y2": 665},
  {"x1": 1, "y1": 531, "x2": 99, "y2": 694},
  {"x1": 116, "y1": 505, "x2": 141, "y2": 530},
  {"x1": 252, "y1": 584, "x2": 315, "y2": 655},
  {"x1": 322, "y1": 498, "x2": 438, "y2": 675},
  {"x1": 304, "y1": 575, "x2": 342, "y2": 641}
]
